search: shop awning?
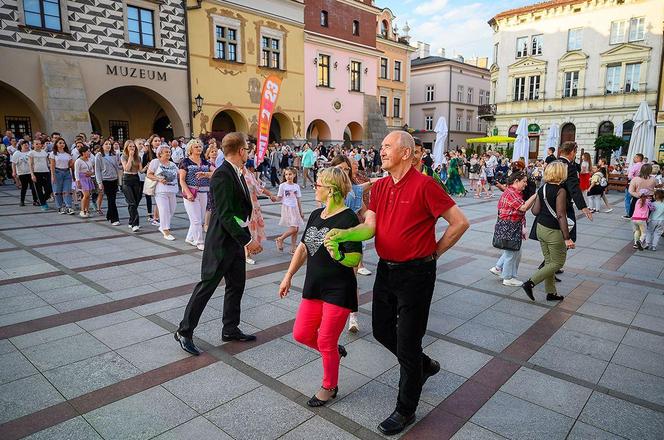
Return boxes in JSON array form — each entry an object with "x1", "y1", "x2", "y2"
[{"x1": 465, "y1": 136, "x2": 517, "y2": 143}]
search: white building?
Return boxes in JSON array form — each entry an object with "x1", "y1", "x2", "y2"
[
  {"x1": 410, "y1": 45, "x2": 491, "y2": 149},
  {"x1": 486, "y1": 0, "x2": 663, "y2": 159}
]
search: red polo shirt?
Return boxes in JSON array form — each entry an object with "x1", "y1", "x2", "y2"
[{"x1": 368, "y1": 167, "x2": 455, "y2": 262}]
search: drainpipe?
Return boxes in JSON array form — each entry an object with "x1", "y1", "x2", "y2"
[
  {"x1": 447, "y1": 65, "x2": 452, "y2": 150},
  {"x1": 183, "y1": 0, "x2": 195, "y2": 138}
]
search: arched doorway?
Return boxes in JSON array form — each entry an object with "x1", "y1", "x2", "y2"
[
  {"x1": 508, "y1": 125, "x2": 518, "y2": 138},
  {"x1": 560, "y1": 123, "x2": 576, "y2": 145},
  {"x1": 306, "y1": 119, "x2": 331, "y2": 143},
  {"x1": 270, "y1": 112, "x2": 295, "y2": 143},
  {"x1": 89, "y1": 86, "x2": 183, "y2": 142},
  {"x1": 343, "y1": 122, "x2": 363, "y2": 146},
  {"x1": 598, "y1": 121, "x2": 614, "y2": 137},
  {"x1": 0, "y1": 81, "x2": 45, "y2": 139},
  {"x1": 621, "y1": 120, "x2": 634, "y2": 156},
  {"x1": 210, "y1": 109, "x2": 248, "y2": 140}
]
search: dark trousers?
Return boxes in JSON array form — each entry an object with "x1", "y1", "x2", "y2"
[
  {"x1": 122, "y1": 174, "x2": 142, "y2": 227},
  {"x1": 18, "y1": 174, "x2": 37, "y2": 204},
  {"x1": 145, "y1": 194, "x2": 153, "y2": 217},
  {"x1": 372, "y1": 259, "x2": 436, "y2": 416},
  {"x1": 178, "y1": 244, "x2": 246, "y2": 338},
  {"x1": 270, "y1": 166, "x2": 279, "y2": 187},
  {"x1": 103, "y1": 179, "x2": 119, "y2": 222},
  {"x1": 33, "y1": 172, "x2": 52, "y2": 205}
]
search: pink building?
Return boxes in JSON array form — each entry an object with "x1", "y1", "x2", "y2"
[{"x1": 304, "y1": 0, "x2": 385, "y2": 146}]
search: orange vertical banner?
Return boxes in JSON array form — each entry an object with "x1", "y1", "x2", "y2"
[{"x1": 256, "y1": 75, "x2": 282, "y2": 164}]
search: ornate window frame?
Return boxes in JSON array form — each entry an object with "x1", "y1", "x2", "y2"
[
  {"x1": 556, "y1": 50, "x2": 588, "y2": 98},
  {"x1": 16, "y1": 0, "x2": 71, "y2": 33},
  {"x1": 507, "y1": 57, "x2": 547, "y2": 101},
  {"x1": 123, "y1": 0, "x2": 162, "y2": 48},
  {"x1": 598, "y1": 43, "x2": 651, "y2": 96}
]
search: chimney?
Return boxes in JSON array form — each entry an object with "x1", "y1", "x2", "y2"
[
  {"x1": 437, "y1": 47, "x2": 446, "y2": 57},
  {"x1": 417, "y1": 42, "x2": 430, "y2": 59}
]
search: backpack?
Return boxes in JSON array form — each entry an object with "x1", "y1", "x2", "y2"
[
  {"x1": 600, "y1": 176, "x2": 608, "y2": 187},
  {"x1": 470, "y1": 163, "x2": 480, "y2": 174}
]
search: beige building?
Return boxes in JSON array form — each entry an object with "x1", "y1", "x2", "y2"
[
  {"x1": 656, "y1": 52, "x2": 664, "y2": 160},
  {"x1": 376, "y1": 8, "x2": 414, "y2": 131},
  {"x1": 487, "y1": 0, "x2": 663, "y2": 159},
  {"x1": 0, "y1": 0, "x2": 190, "y2": 142}
]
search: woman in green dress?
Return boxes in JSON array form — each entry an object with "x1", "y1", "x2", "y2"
[{"x1": 446, "y1": 151, "x2": 466, "y2": 196}]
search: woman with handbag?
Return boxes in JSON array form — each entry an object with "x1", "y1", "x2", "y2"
[
  {"x1": 179, "y1": 139, "x2": 212, "y2": 250},
  {"x1": 489, "y1": 171, "x2": 537, "y2": 286},
  {"x1": 147, "y1": 145, "x2": 179, "y2": 240},
  {"x1": 522, "y1": 161, "x2": 574, "y2": 301},
  {"x1": 121, "y1": 140, "x2": 143, "y2": 231}
]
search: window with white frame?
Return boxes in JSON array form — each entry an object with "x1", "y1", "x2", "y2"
[
  {"x1": 485, "y1": 90, "x2": 490, "y2": 104},
  {"x1": 394, "y1": 61, "x2": 401, "y2": 81},
  {"x1": 493, "y1": 43, "x2": 499, "y2": 64},
  {"x1": 477, "y1": 119, "x2": 483, "y2": 132},
  {"x1": 213, "y1": 16, "x2": 241, "y2": 62},
  {"x1": 624, "y1": 63, "x2": 641, "y2": 92},
  {"x1": 516, "y1": 37, "x2": 528, "y2": 58},
  {"x1": 350, "y1": 61, "x2": 361, "y2": 92},
  {"x1": 393, "y1": 97, "x2": 401, "y2": 118},
  {"x1": 567, "y1": 28, "x2": 582, "y2": 51},
  {"x1": 479, "y1": 90, "x2": 485, "y2": 105},
  {"x1": 467, "y1": 87, "x2": 473, "y2": 104},
  {"x1": 456, "y1": 111, "x2": 463, "y2": 130},
  {"x1": 425, "y1": 84, "x2": 435, "y2": 102},
  {"x1": 563, "y1": 71, "x2": 579, "y2": 97},
  {"x1": 317, "y1": 54, "x2": 330, "y2": 87},
  {"x1": 605, "y1": 65, "x2": 622, "y2": 94},
  {"x1": 531, "y1": 34, "x2": 543, "y2": 55},
  {"x1": 628, "y1": 17, "x2": 645, "y2": 42},
  {"x1": 25, "y1": 0, "x2": 62, "y2": 31},
  {"x1": 425, "y1": 115, "x2": 433, "y2": 131},
  {"x1": 380, "y1": 96, "x2": 387, "y2": 117},
  {"x1": 380, "y1": 58, "x2": 388, "y2": 79},
  {"x1": 514, "y1": 77, "x2": 526, "y2": 101},
  {"x1": 610, "y1": 20, "x2": 628, "y2": 44},
  {"x1": 457, "y1": 85, "x2": 464, "y2": 102},
  {"x1": 260, "y1": 27, "x2": 284, "y2": 69},
  {"x1": 528, "y1": 75, "x2": 540, "y2": 100},
  {"x1": 466, "y1": 111, "x2": 473, "y2": 131},
  {"x1": 127, "y1": 6, "x2": 154, "y2": 46}
]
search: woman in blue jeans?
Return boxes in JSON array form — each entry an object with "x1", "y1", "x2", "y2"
[{"x1": 48, "y1": 138, "x2": 75, "y2": 215}]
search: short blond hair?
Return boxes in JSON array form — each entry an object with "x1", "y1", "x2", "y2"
[
  {"x1": 317, "y1": 166, "x2": 352, "y2": 200},
  {"x1": 185, "y1": 139, "x2": 201, "y2": 156},
  {"x1": 544, "y1": 161, "x2": 568, "y2": 184}
]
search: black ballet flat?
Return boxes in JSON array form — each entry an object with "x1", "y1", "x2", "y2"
[
  {"x1": 546, "y1": 293, "x2": 565, "y2": 301},
  {"x1": 307, "y1": 386, "x2": 338, "y2": 407},
  {"x1": 338, "y1": 344, "x2": 347, "y2": 358}
]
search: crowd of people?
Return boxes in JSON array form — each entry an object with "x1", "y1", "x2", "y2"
[{"x1": 2, "y1": 126, "x2": 663, "y2": 435}]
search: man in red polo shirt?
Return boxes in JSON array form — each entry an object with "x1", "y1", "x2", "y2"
[{"x1": 326, "y1": 131, "x2": 469, "y2": 435}]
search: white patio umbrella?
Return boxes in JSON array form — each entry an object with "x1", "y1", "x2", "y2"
[
  {"x1": 512, "y1": 118, "x2": 529, "y2": 161},
  {"x1": 432, "y1": 116, "x2": 448, "y2": 169},
  {"x1": 626, "y1": 102, "x2": 655, "y2": 164},
  {"x1": 545, "y1": 123, "x2": 560, "y2": 157}
]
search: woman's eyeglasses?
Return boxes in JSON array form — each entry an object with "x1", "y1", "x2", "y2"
[{"x1": 313, "y1": 183, "x2": 331, "y2": 189}]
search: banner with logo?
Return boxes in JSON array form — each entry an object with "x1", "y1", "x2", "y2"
[{"x1": 256, "y1": 75, "x2": 282, "y2": 164}]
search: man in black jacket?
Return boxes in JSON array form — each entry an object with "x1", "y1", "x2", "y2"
[
  {"x1": 175, "y1": 132, "x2": 263, "y2": 355},
  {"x1": 558, "y1": 141, "x2": 592, "y2": 242}
]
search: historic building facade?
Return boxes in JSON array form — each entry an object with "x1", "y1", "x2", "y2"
[
  {"x1": 409, "y1": 49, "x2": 490, "y2": 149},
  {"x1": 656, "y1": 54, "x2": 664, "y2": 160},
  {"x1": 186, "y1": 0, "x2": 305, "y2": 143},
  {"x1": 375, "y1": 8, "x2": 414, "y2": 131},
  {"x1": 487, "y1": 0, "x2": 663, "y2": 159},
  {"x1": 304, "y1": 0, "x2": 386, "y2": 146},
  {"x1": 0, "y1": 0, "x2": 190, "y2": 142}
]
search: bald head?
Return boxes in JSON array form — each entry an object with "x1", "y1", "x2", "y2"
[{"x1": 380, "y1": 130, "x2": 415, "y2": 174}]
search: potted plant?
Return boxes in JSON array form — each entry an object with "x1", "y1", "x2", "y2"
[{"x1": 594, "y1": 135, "x2": 625, "y2": 162}]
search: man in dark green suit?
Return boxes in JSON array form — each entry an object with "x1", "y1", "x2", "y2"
[{"x1": 175, "y1": 132, "x2": 263, "y2": 355}]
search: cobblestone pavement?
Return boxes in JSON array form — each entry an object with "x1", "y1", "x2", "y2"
[{"x1": 0, "y1": 183, "x2": 663, "y2": 440}]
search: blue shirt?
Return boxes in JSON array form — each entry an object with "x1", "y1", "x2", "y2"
[{"x1": 344, "y1": 184, "x2": 363, "y2": 213}]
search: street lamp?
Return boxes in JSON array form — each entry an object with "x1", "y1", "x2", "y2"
[{"x1": 192, "y1": 94, "x2": 204, "y2": 118}]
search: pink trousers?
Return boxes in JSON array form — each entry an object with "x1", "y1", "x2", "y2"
[{"x1": 293, "y1": 298, "x2": 351, "y2": 389}]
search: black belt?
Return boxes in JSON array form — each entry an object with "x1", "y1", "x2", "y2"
[
  {"x1": 381, "y1": 254, "x2": 436, "y2": 269},
  {"x1": 55, "y1": 168, "x2": 70, "y2": 170}
]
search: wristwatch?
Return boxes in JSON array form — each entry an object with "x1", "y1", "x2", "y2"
[{"x1": 335, "y1": 250, "x2": 345, "y2": 261}]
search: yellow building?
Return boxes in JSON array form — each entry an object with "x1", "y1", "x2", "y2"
[
  {"x1": 376, "y1": 8, "x2": 414, "y2": 131},
  {"x1": 186, "y1": 0, "x2": 305, "y2": 142},
  {"x1": 656, "y1": 52, "x2": 664, "y2": 161}
]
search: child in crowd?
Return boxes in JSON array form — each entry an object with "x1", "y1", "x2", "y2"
[
  {"x1": 645, "y1": 189, "x2": 664, "y2": 251},
  {"x1": 587, "y1": 166, "x2": 605, "y2": 213},
  {"x1": 475, "y1": 158, "x2": 488, "y2": 199},
  {"x1": 632, "y1": 188, "x2": 654, "y2": 250},
  {"x1": 276, "y1": 167, "x2": 304, "y2": 254}
]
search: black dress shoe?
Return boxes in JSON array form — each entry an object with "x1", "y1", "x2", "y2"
[
  {"x1": 174, "y1": 332, "x2": 201, "y2": 356},
  {"x1": 221, "y1": 331, "x2": 256, "y2": 342},
  {"x1": 378, "y1": 410, "x2": 416, "y2": 435},
  {"x1": 555, "y1": 276, "x2": 562, "y2": 283},
  {"x1": 338, "y1": 344, "x2": 347, "y2": 358},
  {"x1": 522, "y1": 280, "x2": 535, "y2": 301},
  {"x1": 422, "y1": 359, "x2": 440, "y2": 385},
  {"x1": 307, "y1": 386, "x2": 338, "y2": 407},
  {"x1": 555, "y1": 269, "x2": 564, "y2": 274},
  {"x1": 546, "y1": 293, "x2": 565, "y2": 301}
]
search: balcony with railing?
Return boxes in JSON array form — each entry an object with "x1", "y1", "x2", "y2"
[{"x1": 478, "y1": 104, "x2": 496, "y2": 120}]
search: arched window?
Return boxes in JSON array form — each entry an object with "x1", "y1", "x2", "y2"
[
  {"x1": 352, "y1": 20, "x2": 359, "y2": 36},
  {"x1": 598, "y1": 121, "x2": 614, "y2": 137},
  {"x1": 320, "y1": 10, "x2": 328, "y2": 27},
  {"x1": 380, "y1": 20, "x2": 389, "y2": 38},
  {"x1": 560, "y1": 122, "x2": 576, "y2": 145},
  {"x1": 621, "y1": 120, "x2": 634, "y2": 155},
  {"x1": 508, "y1": 124, "x2": 518, "y2": 138}
]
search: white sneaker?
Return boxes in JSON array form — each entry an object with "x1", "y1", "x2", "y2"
[
  {"x1": 196, "y1": 243, "x2": 205, "y2": 251},
  {"x1": 603, "y1": 208, "x2": 614, "y2": 213},
  {"x1": 163, "y1": 234, "x2": 175, "y2": 241},
  {"x1": 503, "y1": 278, "x2": 523, "y2": 287},
  {"x1": 111, "y1": 221, "x2": 121, "y2": 226},
  {"x1": 246, "y1": 257, "x2": 255, "y2": 265},
  {"x1": 79, "y1": 211, "x2": 88, "y2": 218},
  {"x1": 132, "y1": 226, "x2": 140, "y2": 232},
  {"x1": 489, "y1": 267, "x2": 502, "y2": 277},
  {"x1": 348, "y1": 313, "x2": 359, "y2": 333},
  {"x1": 185, "y1": 238, "x2": 197, "y2": 247},
  {"x1": 357, "y1": 267, "x2": 372, "y2": 276}
]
